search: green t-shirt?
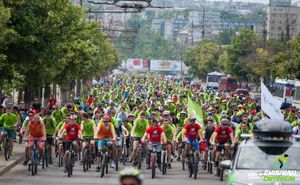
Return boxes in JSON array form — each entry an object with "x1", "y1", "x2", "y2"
[
  {"x1": 57, "y1": 121, "x2": 67, "y2": 136},
  {"x1": 125, "y1": 123, "x2": 133, "y2": 134},
  {"x1": 0, "y1": 113, "x2": 19, "y2": 130},
  {"x1": 133, "y1": 118, "x2": 149, "y2": 138},
  {"x1": 81, "y1": 119, "x2": 96, "y2": 137},
  {"x1": 51, "y1": 110, "x2": 63, "y2": 124},
  {"x1": 161, "y1": 124, "x2": 174, "y2": 142},
  {"x1": 22, "y1": 119, "x2": 29, "y2": 127},
  {"x1": 43, "y1": 117, "x2": 57, "y2": 135}
]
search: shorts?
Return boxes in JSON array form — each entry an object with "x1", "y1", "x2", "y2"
[
  {"x1": 147, "y1": 142, "x2": 162, "y2": 152},
  {"x1": 116, "y1": 137, "x2": 123, "y2": 146},
  {"x1": 46, "y1": 135, "x2": 53, "y2": 145},
  {"x1": 98, "y1": 138, "x2": 112, "y2": 148},
  {"x1": 216, "y1": 142, "x2": 228, "y2": 152},
  {"x1": 1, "y1": 128, "x2": 14, "y2": 138},
  {"x1": 28, "y1": 136, "x2": 45, "y2": 149},
  {"x1": 64, "y1": 140, "x2": 78, "y2": 151},
  {"x1": 184, "y1": 138, "x2": 199, "y2": 150}
]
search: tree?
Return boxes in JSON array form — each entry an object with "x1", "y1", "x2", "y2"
[
  {"x1": 224, "y1": 29, "x2": 259, "y2": 81},
  {"x1": 183, "y1": 40, "x2": 221, "y2": 78}
]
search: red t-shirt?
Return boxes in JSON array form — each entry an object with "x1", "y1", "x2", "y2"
[
  {"x1": 64, "y1": 123, "x2": 81, "y2": 141},
  {"x1": 184, "y1": 123, "x2": 202, "y2": 140},
  {"x1": 48, "y1": 98, "x2": 57, "y2": 107},
  {"x1": 215, "y1": 126, "x2": 232, "y2": 143},
  {"x1": 146, "y1": 126, "x2": 164, "y2": 142}
]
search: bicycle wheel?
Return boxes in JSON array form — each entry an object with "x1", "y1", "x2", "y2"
[
  {"x1": 67, "y1": 153, "x2": 72, "y2": 177},
  {"x1": 4, "y1": 139, "x2": 10, "y2": 161},
  {"x1": 220, "y1": 168, "x2": 224, "y2": 181},
  {"x1": 151, "y1": 154, "x2": 156, "y2": 179},
  {"x1": 83, "y1": 150, "x2": 87, "y2": 172},
  {"x1": 137, "y1": 149, "x2": 142, "y2": 169},
  {"x1": 115, "y1": 148, "x2": 119, "y2": 171},
  {"x1": 193, "y1": 153, "x2": 198, "y2": 179},
  {"x1": 31, "y1": 163, "x2": 35, "y2": 176},
  {"x1": 34, "y1": 164, "x2": 37, "y2": 175},
  {"x1": 189, "y1": 155, "x2": 193, "y2": 178},
  {"x1": 162, "y1": 152, "x2": 167, "y2": 175},
  {"x1": 100, "y1": 155, "x2": 106, "y2": 178}
]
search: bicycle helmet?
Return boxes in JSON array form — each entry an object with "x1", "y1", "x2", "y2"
[
  {"x1": 220, "y1": 118, "x2": 229, "y2": 125},
  {"x1": 119, "y1": 168, "x2": 143, "y2": 184},
  {"x1": 221, "y1": 111, "x2": 227, "y2": 117}
]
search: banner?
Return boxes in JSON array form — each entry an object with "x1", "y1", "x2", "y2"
[
  {"x1": 126, "y1": 59, "x2": 149, "y2": 72},
  {"x1": 261, "y1": 81, "x2": 284, "y2": 120},
  {"x1": 188, "y1": 96, "x2": 203, "y2": 126},
  {"x1": 150, "y1": 60, "x2": 182, "y2": 72}
]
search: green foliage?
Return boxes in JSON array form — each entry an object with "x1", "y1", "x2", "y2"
[
  {"x1": 0, "y1": 0, "x2": 118, "y2": 96},
  {"x1": 183, "y1": 40, "x2": 221, "y2": 78}
]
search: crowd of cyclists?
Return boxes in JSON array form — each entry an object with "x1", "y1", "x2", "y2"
[{"x1": 0, "y1": 73, "x2": 300, "y2": 179}]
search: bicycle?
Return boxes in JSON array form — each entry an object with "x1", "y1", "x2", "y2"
[
  {"x1": 27, "y1": 138, "x2": 44, "y2": 176},
  {"x1": 149, "y1": 143, "x2": 160, "y2": 179},
  {"x1": 65, "y1": 140, "x2": 76, "y2": 177},
  {"x1": 180, "y1": 142, "x2": 186, "y2": 170},
  {"x1": 161, "y1": 144, "x2": 167, "y2": 175},
  {"x1": 207, "y1": 145, "x2": 214, "y2": 174},
  {"x1": 42, "y1": 136, "x2": 51, "y2": 169},
  {"x1": 188, "y1": 140, "x2": 199, "y2": 179},
  {"x1": 136, "y1": 142, "x2": 143, "y2": 170},
  {"x1": 215, "y1": 143, "x2": 227, "y2": 181},
  {"x1": 1, "y1": 128, "x2": 11, "y2": 161},
  {"x1": 97, "y1": 140, "x2": 111, "y2": 178},
  {"x1": 121, "y1": 136, "x2": 127, "y2": 166},
  {"x1": 82, "y1": 137, "x2": 93, "y2": 172},
  {"x1": 57, "y1": 138, "x2": 64, "y2": 167},
  {"x1": 115, "y1": 137, "x2": 123, "y2": 171}
]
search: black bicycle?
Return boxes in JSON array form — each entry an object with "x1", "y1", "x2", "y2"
[
  {"x1": 161, "y1": 144, "x2": 167, "y2": 175},
  {"x1": 82, "y1": 137, "x2": 93, "y2": 172},
  {"x1": 188, "y1": 140, "x2": 199, "y2": 179},
  {"x1": 65, "y1": 140, "x2": 76, "y2": 177},
  {"x1": 1, "y1": 129, "x2": 11, "y2": 161}
]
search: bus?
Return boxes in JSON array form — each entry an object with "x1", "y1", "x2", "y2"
[
  {"x1": 218, "y1": 77, "x2": 239, "y2": 91},
  {"x1": 272, "y1": 79, "x2": 295, "y2": 108},
  {"x1": 206, "y1": 72, "x2": 225, "y2": 89}
]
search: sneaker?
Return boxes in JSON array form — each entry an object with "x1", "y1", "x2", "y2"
[
  {"x1": 96, "y1": 167, "x2": 100, "y2": 172},
  {"x1": 171, "y1": 152, "x2": 177, "y2": 159},
  {"x1": 214, "y1": 161, "x2": 219, "y2": 167},
  {"x1": 177, "y1": 157, "x2": 181, "y2": 162},
  {"x1": 168, "y1": 163, "x2": 171, "y2": 169},
  {"x1": 23, "y1": 160, "x2": 28, "y2": 166},
  {"x1": 202, "y1": 164, "x2": 207, "y2": 170}
]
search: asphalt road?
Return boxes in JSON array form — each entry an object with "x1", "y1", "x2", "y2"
[{"x1": 1, "y1": 160, "x2": 227, "y2": 185}]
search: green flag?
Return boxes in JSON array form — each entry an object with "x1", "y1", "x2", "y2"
[{"x1": 188, "y1": 96, "x2": 203, "y2": 126}]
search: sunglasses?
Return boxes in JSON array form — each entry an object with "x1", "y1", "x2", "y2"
[{"x1": 28, "y1": 115, "x2": 34, "y2": 117}]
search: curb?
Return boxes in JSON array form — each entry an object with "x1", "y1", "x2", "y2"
[{"x1": 0, "y1": 155, "x2": 23, "y2": 176}]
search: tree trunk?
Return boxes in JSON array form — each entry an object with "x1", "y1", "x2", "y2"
[
  {"x1": 17, "y1": 89, "x2": 24, "y2": 103},
  {"x1": 24, "y1": 85, "x2": 33, "y2": 107},
  {"x1": 43, "y1": 83, "x2": 51, "y2": 108},
  {"x1": 60, "y1": 88, "x2": 67, "y2": 103},
  {"x1": 75, "y1": 79, "x2": 81, "y2": 97}
]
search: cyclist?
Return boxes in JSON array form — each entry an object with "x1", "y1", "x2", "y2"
[
  {"x1": 131, "y1": 112, "x2": 149, "y2": 166},
  {"x1": 24, "y1": 114, "x2": 46, "y2": 163},
  {"x1": 161, "y1": 118, "x2": 176, "y2": 169},
  {"x1": 95, "y1": 114, "x2": 116, "y2": 171},
  {"x1": 141, "y1": 118, "x2": 167, "y2": 169},
  {"x1": 210, "y1": 118, "x2": 235, "y2": 167},
  {"x1": 0, "y1": 107, "x2": 19, "y2": 155},
  {"x1": 81, "y1": 112, "x2": 97, "y2": 162},
  {"x1": 203, "y1": 117, "x2": 216, "y2": 169},
  {"x1": 235, "y1": 120, "x2": 252, "y2": 143},
  {"x1": 22, "y1": 111, "x2": 34, "y2": 165},
  {"x1": 182, "y1": 115, "x2": 204, "y2": 160},
  {"x1": 43, "y1": 110, "x2": 57, "y2": 164},
  {"x1": 59, "y1": 115, "x2": 82, "y2": 173},
  {"x1": 51, "y1": 105, "x2": 63, "y2": 124},
  {"x1": 119, "y1": 168, "x2": 143, "y2": 185}
]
